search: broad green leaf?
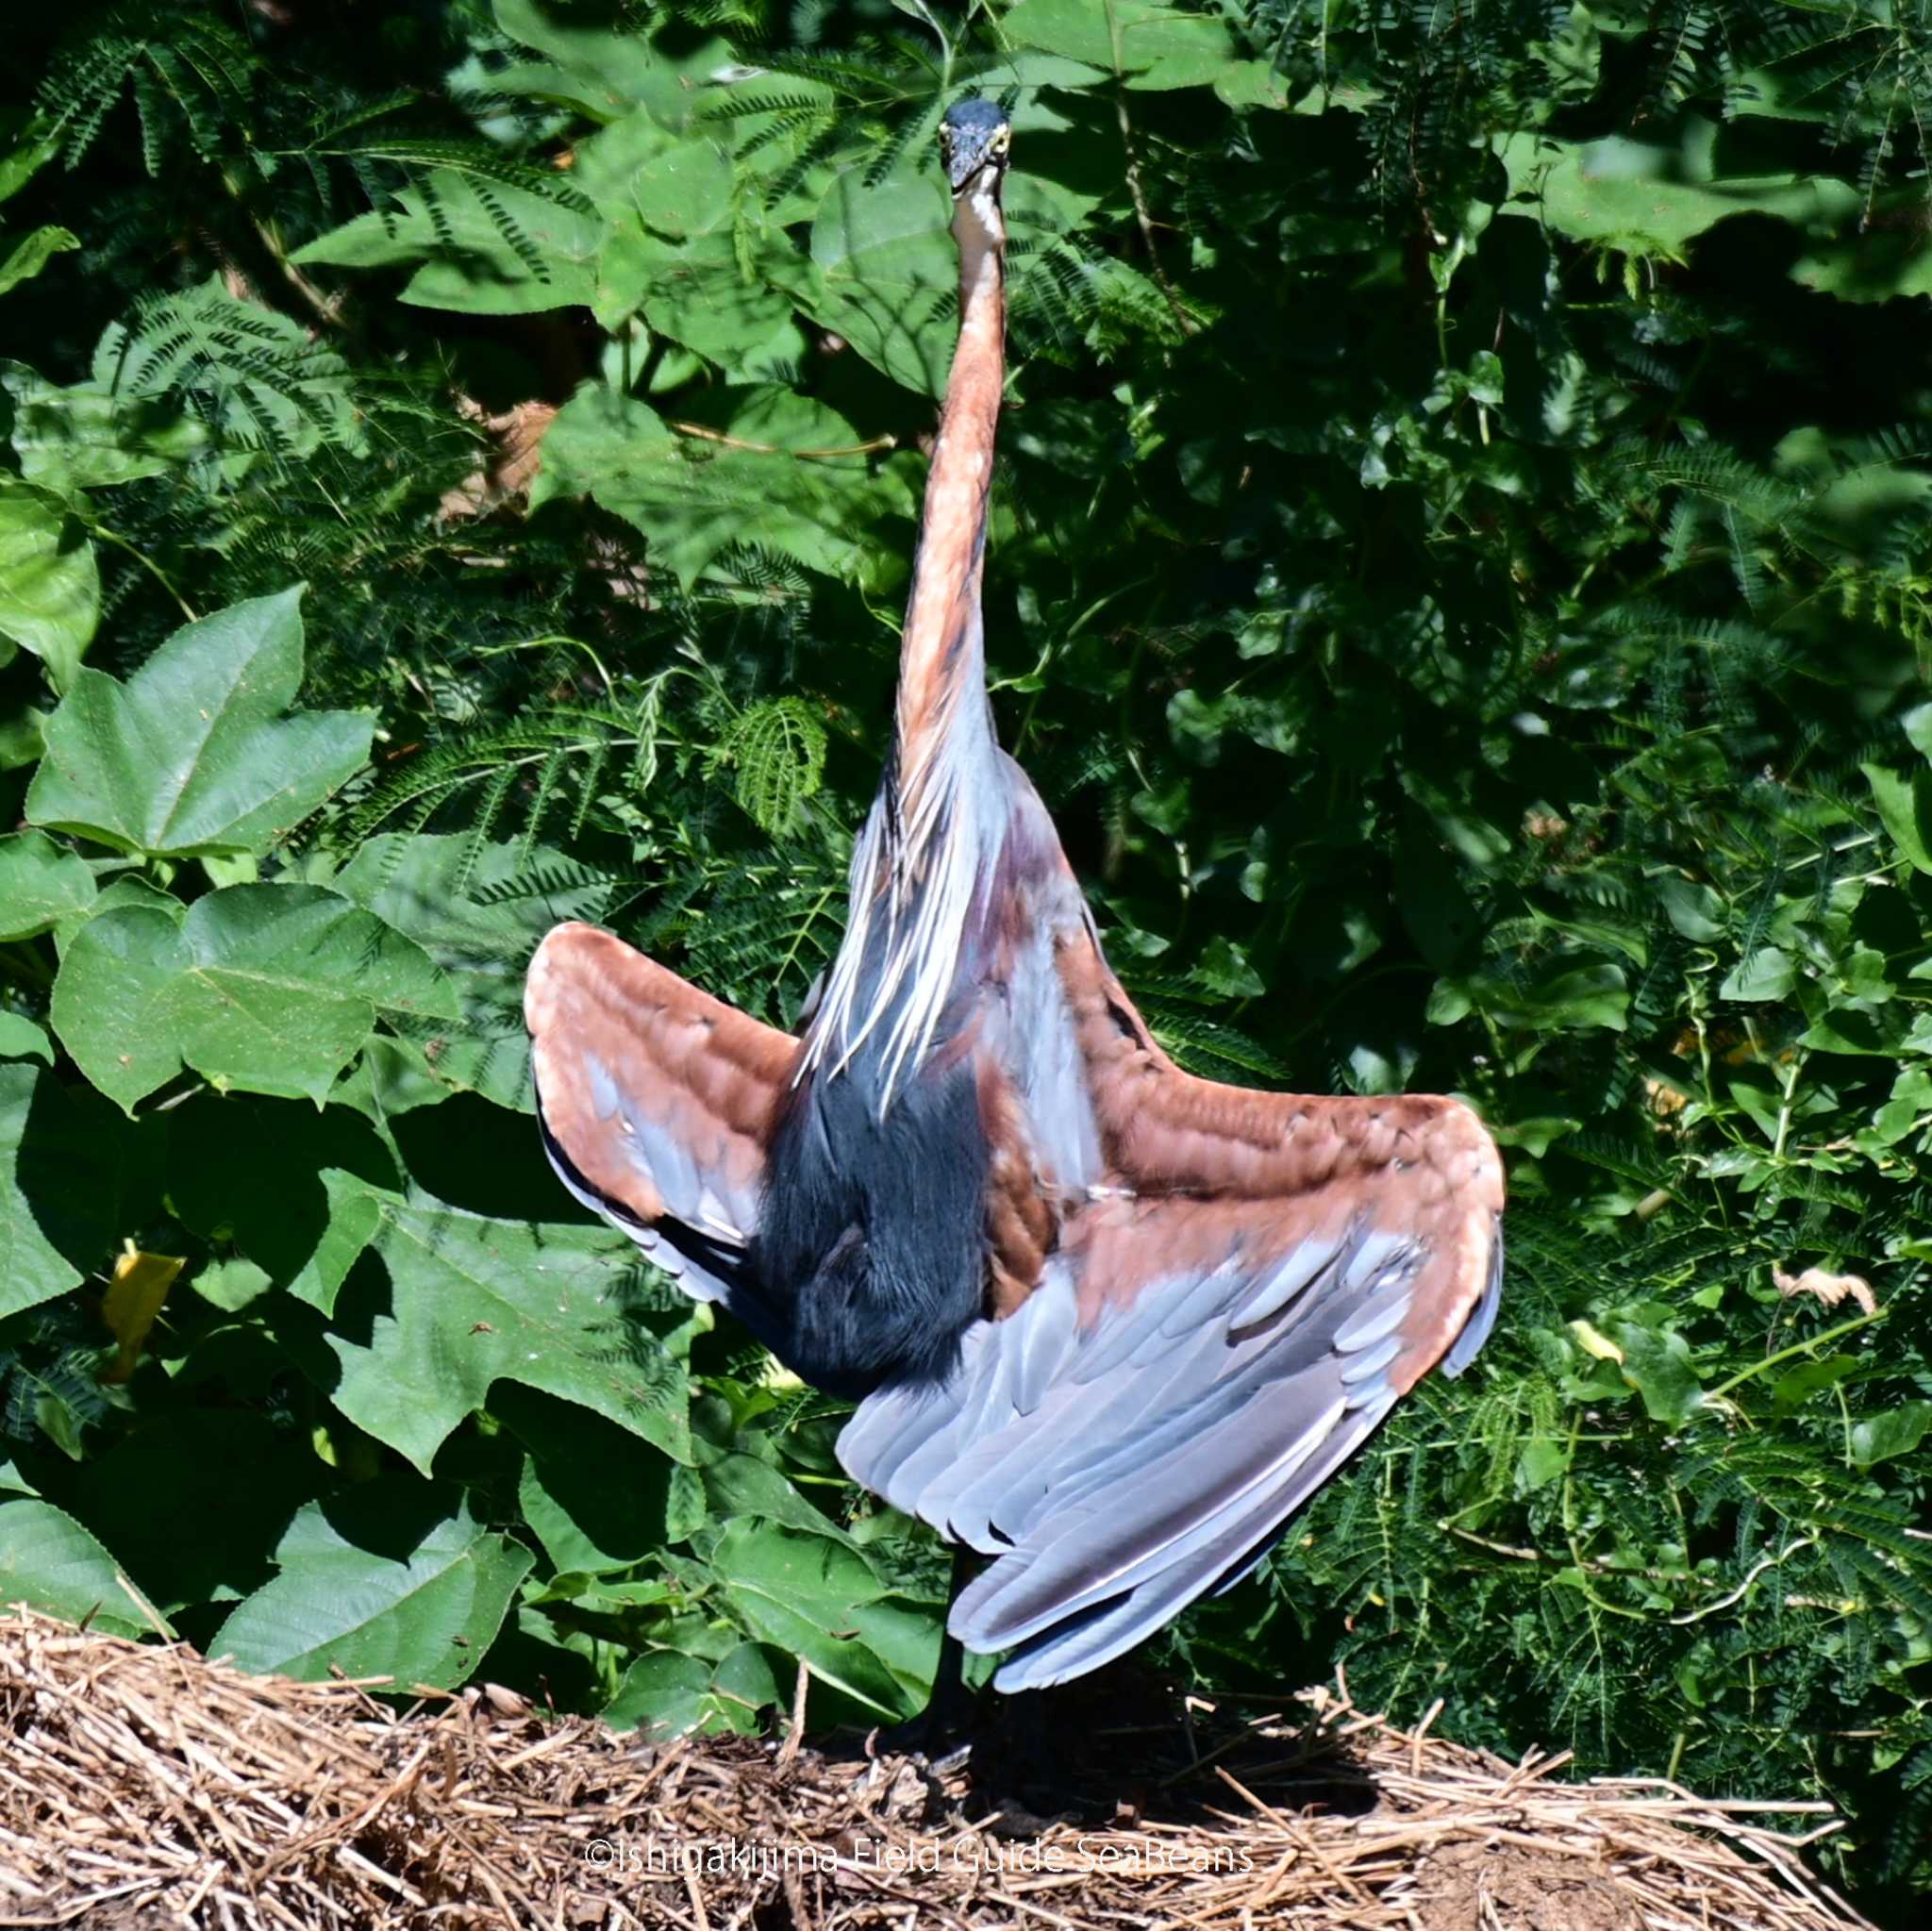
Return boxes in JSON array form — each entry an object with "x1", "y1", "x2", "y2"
[
  {"x1": 0, "y1": 225, "x2": 78, "y2": 299},
  {"x1": 576, "y1": 112, "x2": 801, "y2": 353},
  {"x1": 1657, "y1": 874, "x2": 1724, "y2": 941},
  {"x1": 710, "y1": 1519, "x2": 928, "y2": 1719},
  {"x1": 1005, "y1": 0, "x2": 1238, "y2": 90},
  {"x1": 0, "y1": 829, "x2": 96, "y2": 941},
  {"x1": 0, "y1": 705, "x2": 45, "y2": 771},
  {"x1": 51, "y1": 885, "x2": 457, "y2": 1112},
  {"x1": 603, "y1": 1646, "x2": 773, "y2": 1738},
  {"x1": 1771, "y1": 1355, "x2": 1862, "y2": 1416},
  {"x1": 1197, "y1": 935, "x2": 1267, "y2": 998},
  {"x1": 0, "y1": 1015, "x2": 50, "y2": 1063},
  {"x1": 1863, "y1": 762, "x2": 1932, "y2": 876},
  {"x1": 1801, "y1": 1006, "x2": 1900, "y2": 1056},
  {"x1": 700, "y1": 1450, "x2": 859, "y2": 1546},
  {"x1": 0, "y1": 1499, "x2": 148, "y2": 1637},
  {"x1": 1850, "y1": 1401, "x2": 1932, "y2": 1470},
  {"x1": 48, "y1": 904, "x2": 186, "y2": 1109},
  {"x1": 710, "y1": 1641, "x2": 785, "y2": 1725},
  {"x1": 1440, "y1": 961, "x2": 1628, "y2": 1032},
  {"x1": 333, "y1": 834, "x2": 618, "y2": 1113},
  {"x1": 1515, "y1": 1436, "x2": 1571, "y2": 1492},
  {"x1": 0, "y1": 1063, "x2": 125, "y2": 1319},
  {"x1": 1, "y1": 359, "x2": 208, "y2": 492},
  {"x1": 285, "y1": 1168, "x2": 388, "y2": 1311},
  {"x1": 1613, "y1": 1323, "x2": 1706, "y2": 1423},
  {"x1": 27, "y1": 589, "x2": 372, "y2": 859},
  {"x1": 211, "y1": 1487, "x2": 532, "y2": 1689},
  {"x1": 1215, "y1": 58, "x2": 1295, "y2": 109},
  {"x1": 575, "y1": 113, "x2": 733, "y2": 234},
  {"x1": 1720, "y1": 946, "x2": 1796, "y2": 1002},
  {"x1": 192, "y1": 1256, "x2": 273, "y2": 1311},
  {"x1": 49, "y1": 872, "x2": 158, "y2": 939},
  {"x1": 493, "y1": 0, "x2": 730, "y2": 127},
  {"x1": 1497, "y1": 134, "x2": 1858, "y2": 255},
  {"x1": 166, "y1": 1092, "x2": 399, "y2": 1289},
  {"x1": 805, "y1": 173, "x2": 955, "y2": 396},
  {"x1": 497, "y1": 1385, "x2": 692, "y2": 1573},
  {"x1": 291, "y1": 1182, "x2": 693, "y2": 1474},
  {"x1": 1792, "y1": 232, "x2": 1932, "y2": 304},
  {"x1": 61, "y1": 1411, "x2": 322, "y2": 1614},
  {"x1": 533, "y1": 381, "x2": 912, "y2": 589},
  {"x1": 0, "y1": 477, "x2": 98, "y2": 690},
  {"x1": 294, "y1": 172, "x2": 604, "y2": 315},
  {"x1": 1867, "y1": 1066, "x2": 1932, "y2": 1148},
  {"x1": 595, "y1": 225, "x2": 804, "y2": 363},
  {"x1": 603, "y1": 1650, "x2": 716, "y2": 1737}
]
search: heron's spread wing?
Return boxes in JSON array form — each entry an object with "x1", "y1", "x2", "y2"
[
  {"x1": 1050, "y1": 920, "x2": 1505, "y2": 1386},
  {"x1": 838, "y1": 924, "x2": 1504, "y2": 1691},
  {"x1": 525, "y1": 923, "x2": 797, "y2": 1305}
]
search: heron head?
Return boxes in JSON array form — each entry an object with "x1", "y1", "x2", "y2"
[{"x1": 940, "y1": 96, "x2": 1011, "y2": 195}]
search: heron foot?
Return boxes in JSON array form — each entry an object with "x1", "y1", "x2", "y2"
[
  {"x1": 965, "y1": 1688, "x2": 1080, "y2": 1837},
  {"x1": 869, "y1": 1621, "x2": 982, "y2": 1771},
  {"x1": 869, "y1": 1709, "x2": 976, "y2": 1777}
]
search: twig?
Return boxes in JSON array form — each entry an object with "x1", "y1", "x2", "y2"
[
  {"x1": 775, "y1": 1658, "x2": 809, "y2": 1773},
  {"x1": 1104, "y1": 1, "x2": 1195, "y2": 336},
  {"x1": 669, "y1": 421, "x2": 898, "y2": 460}
]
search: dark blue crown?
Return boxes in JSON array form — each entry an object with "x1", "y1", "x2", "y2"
[{"x1": 941, "y1": 96, "x2": 1008, "y2": 142}]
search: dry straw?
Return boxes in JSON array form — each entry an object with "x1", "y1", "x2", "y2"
[{"x1": 0, "y1": 1606, "x2": 1872, "y2": 1929}]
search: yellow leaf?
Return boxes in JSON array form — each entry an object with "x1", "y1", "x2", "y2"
[
  {"x1": 99, "y1": 1243, "x2": 183, "y2": 1384},
  {"x1": 1568, "y1": 1318, "x2": 1624, "y2": 1364}
]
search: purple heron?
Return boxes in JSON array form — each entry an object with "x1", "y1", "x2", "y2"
[{"x1": 525, "y1": 96, "x2": 1505, "y2": 1700}]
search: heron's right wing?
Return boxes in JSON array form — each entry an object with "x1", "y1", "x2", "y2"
[
  {"x1": 525, "y1": 923, "x2": 798, "y2": 1306},
  {"x1": 838, "y1": 916, "x2": 1504, "y2": 1692}
]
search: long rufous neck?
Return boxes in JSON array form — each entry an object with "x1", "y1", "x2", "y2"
[{"x1": 891, "y1": 182, "x2": 1006, "y2": 816}]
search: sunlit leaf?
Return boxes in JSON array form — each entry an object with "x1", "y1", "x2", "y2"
[
  {"x1": 289, "y1": 1179, "x2": 693, "y2": 1475},
  {"x1": 98, "y1": 1244, "x2": 183, "y2": 1384},
  {"x1": 533, "y1": 381, "x2": 912, "y2": 588},
  {"x1": 51, "y1": 885, "x2": 457, "y2": 1111},
  {"x1": 27, "y1": 589, "x2": 371, "y2": 859},
  {"x1": 0, "y1": 477, "x2": 97, "y2": 691},
  {"x1": 0, "y1": 829, "x2": 95, "y2": 941},
  {"x1": 1850, "y1": 1402, "x2": 1932, "y2": 1470},
  {"x1": 0, "y1": 224, "x2": 79, "y2": 298},
  {"x1": 1005, "y1": 0, "x2": 1238, "y2": 90},
  {"x1": 0, "y1": 1499, "x2": 148, "y2": 1638},
  {"x1": 211, "y1": 1486, "x2": 532, "y2": 1689}
]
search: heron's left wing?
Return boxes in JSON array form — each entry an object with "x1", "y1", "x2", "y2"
[
  {"x1": 525, "y1": 923, "x2": 797, "y2": 1307},
  {"x1": 838, "y1": 922, "x2": 1504, "y2": 1691}
]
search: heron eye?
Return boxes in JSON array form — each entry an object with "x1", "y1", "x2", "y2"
[{"x1": 991, "y1": 130, "x2": 1010, "y2": 154}]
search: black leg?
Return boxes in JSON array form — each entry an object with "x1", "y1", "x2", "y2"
[
  {"x1": 970, "y1": 1687, "x2": 1080, "y2": 1837},
  {"x1": 874, "y1": 1543, "x2": 982, "y2": 1762}
]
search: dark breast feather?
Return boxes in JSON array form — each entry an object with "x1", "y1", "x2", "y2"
[{"x1": 755, "y1": 1042, "x2": 992, "y2": 1397}]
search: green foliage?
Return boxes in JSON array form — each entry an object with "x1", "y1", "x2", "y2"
[
  {"x1": 26, "y1": 589, "x2": 371, "y2": 858},
  {"x1": 0, "y1": 479, "x2": 97, "y2": 686},
  {"x1": 210, "y1": 1487, "x2": 536, "y2": 1690},
  {"x1": 3, "y1": 3, "x2": 1932, "y2": 1917}
]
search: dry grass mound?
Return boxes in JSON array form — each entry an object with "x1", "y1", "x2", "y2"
[{"x1": 0, "y1": 1606, "x2": 1869, "y2": 1929}]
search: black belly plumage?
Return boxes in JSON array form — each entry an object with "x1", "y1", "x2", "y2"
[{"x1": 755, "y1": 1048, "x2": 991, "y2": 1398}]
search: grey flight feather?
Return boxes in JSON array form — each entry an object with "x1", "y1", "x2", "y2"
[{"x1": 838, "y1": 1215, "x2": 1442, "y2": 1690}]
